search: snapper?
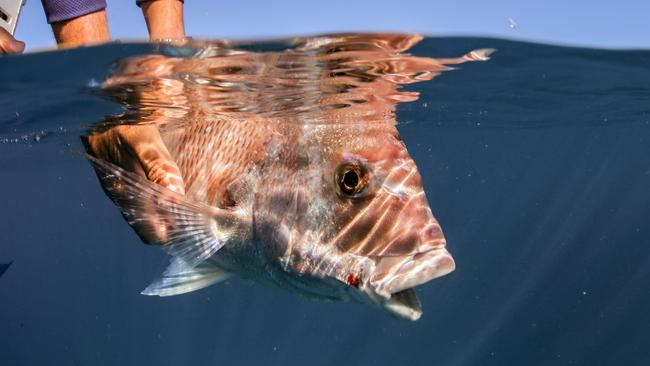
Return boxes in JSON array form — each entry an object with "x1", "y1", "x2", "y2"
[{"x1": 85, "y1": 34, "x2": 492, "y2": 320}]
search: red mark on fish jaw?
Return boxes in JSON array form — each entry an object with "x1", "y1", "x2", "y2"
[{"x1": 346, "y1": 274, "x2": 360, "y2": 287}]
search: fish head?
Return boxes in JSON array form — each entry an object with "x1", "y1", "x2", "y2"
[{"x1": 271, "y1": 123, "x2": 454, "y2": 320}]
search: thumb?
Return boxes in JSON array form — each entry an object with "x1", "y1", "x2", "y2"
[
  {"x1": 0, "y1": 28, "x2": 25, "y2": 54},
  {"x1": 83, "y1": 125, "x2": 185, "y2": 245},
  {"x1": 124, "y1": 125, "x2": 185, "y2": 195}
]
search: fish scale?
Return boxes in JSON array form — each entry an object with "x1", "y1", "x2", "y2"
[{"x1": 162, "y1": 117, "x2": 274, "y2": 207}]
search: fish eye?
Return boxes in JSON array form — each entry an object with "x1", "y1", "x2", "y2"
[{"x1": 336, "y1": 163, "x2": 367, "y2": 196}]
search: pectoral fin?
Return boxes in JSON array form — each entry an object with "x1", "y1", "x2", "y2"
[
  {"x1": 142, "y1": 257, "x2": 231, "y2": 296},
  {"x1": 86, "y1": 155, "x2": 239, "y2": 267}
]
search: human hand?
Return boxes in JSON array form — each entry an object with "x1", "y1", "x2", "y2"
[
  {"x1": 83, "y1": 124, "x2": 185, "y2": 244},
  {"x1": 0, "y1": 27, "x2": 25, "y2": 54}
]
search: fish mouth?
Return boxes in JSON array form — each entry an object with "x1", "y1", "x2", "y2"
[
  {"x1": 369, "y1": 247, "x2": 455, "y2": 321},
  {"x1": 381, "y1": 288, "x2": 423, "y2": 321}
]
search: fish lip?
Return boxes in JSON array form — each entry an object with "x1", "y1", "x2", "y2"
[
  {"x1": 370, "y1": 247, "x2": 456, "y2": 296},
  {"x1": 380, "y1": 288, "x2": 423, "y2": 321},
  {"x1": 365, "y1": 247, "x2": 455, "y2": 320}
]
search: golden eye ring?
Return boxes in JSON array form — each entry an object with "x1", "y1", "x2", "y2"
[{"x1": 336, "y1": 164, "x2": 367, "y2": 197}]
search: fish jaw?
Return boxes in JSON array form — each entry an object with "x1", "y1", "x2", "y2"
[
  {"x1": 378, "y1": 288, "x2": 423, "y2": 321},
  {"x1": 364, "y1": 247, "x2": 455, "y2": 321}
]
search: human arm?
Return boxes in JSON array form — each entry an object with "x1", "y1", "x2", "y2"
[
  {"x1": 139, "y1": 0, "x2": 185, "y2": 41},
  {"x1": 41, "y1": 0, "x2": 110, "y2": 47}
]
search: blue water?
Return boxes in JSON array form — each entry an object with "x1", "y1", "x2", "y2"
[{"x1": 1, "y1": 36, "x2": 649, "y2": 365}]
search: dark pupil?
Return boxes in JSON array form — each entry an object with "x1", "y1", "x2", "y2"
[{"x1": 343, "y1": 170, "x2": 359, "y2": 191}]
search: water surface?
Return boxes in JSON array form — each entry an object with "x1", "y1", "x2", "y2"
[{"x1": 1, "y1": 35, "x2": 649, "y2": 366}]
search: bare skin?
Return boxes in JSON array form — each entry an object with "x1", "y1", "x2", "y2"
[
  {"x1": 2, "y1": 3, "x2": 186, "y2": 198},
  {"x1": 83, "y1": 0, "x2": 187, "y2": 199},
  {"x1": 51, "y1": 10, "x2": 110, "y2": 47},
  {"x1": 59, "y1": 1, "x2": 188, "y2": 203},
  {"x1": 0, "y1": 27, "x2": 25, "y2": 54},
  {"x1": 75, "y1": 0, "x2": 185, "y2": 200},
  {"x1": 0, "y1": 3, "x2": 185, "y2": 246},
  {"x1": 141, "y1": 0, "x2": 185, "y2": 41},
  {"x1": 51, "y1": 0, "x2": 185, "y2": 46},
  {"x1": 80, "y1": 1, "x2": 187, "y2": 242},
  {"x1": 1, "y1": 0, "x2": 185, "y2": 52}
]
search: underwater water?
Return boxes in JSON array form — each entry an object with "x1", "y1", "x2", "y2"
[{"x1": 1, "y1": 34, "x2": 649, "y2": 366}]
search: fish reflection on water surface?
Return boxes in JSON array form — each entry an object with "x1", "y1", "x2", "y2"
[{"x1": 84, "y1": 34, "x2": 492, "y2": 320}]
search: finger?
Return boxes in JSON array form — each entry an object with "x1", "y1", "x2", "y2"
[
  {"x1": 115, "y1": 125, "x2": 185, "y2": 195},
  {"x1": 83, "y1": 131, "x2": 162, "y2": 245},
  {"x1": 83, "y1": 125, "x2": 185, "y2": 245},
  {"x1": 121, "y1": 126, "x2": 186, "y2": 245},
  {"x1": 0, "y1": 27, "x2": 25, "y2": 54}
]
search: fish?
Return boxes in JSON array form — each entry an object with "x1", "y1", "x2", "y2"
[
  {"x1": 0, "y1": 261, "x2": 12, "y2": 279},
  {"x1": 85, "y1": 34, "x2": 492, "y2": 320}
]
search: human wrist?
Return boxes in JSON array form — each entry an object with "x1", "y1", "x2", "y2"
[{"x1": 141, "y1": 0, "x2": 185, "y2": 41}]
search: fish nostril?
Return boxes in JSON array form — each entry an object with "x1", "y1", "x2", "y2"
[
  {"x1": 422, "y1": 224, "x2": 441, "y2": 238},
  {"x1": 419, "y1": 223, "x2": 445, "y2": 248}
]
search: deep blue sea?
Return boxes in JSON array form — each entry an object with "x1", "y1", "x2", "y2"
[{"x1": 1, "y1": 36, "x2": 649, "y2": 365}]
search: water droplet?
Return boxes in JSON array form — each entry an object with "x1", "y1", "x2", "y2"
[{"x1": 87, "y1": 79, "x2": 100, "y2": 88}]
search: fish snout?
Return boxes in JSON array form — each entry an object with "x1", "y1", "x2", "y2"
[
  {"x1": 418, "y1": 219, "x2": 447, "y2": 252},
  {"x1": 371, "y1": 247, "x2": 455, "y2": 297},
  {"x1": 364, "y1": 187, "x2": 454, "y2": 296},
  {"x1": 370, "y1": 190, "x2": 447, "y2": 255}
]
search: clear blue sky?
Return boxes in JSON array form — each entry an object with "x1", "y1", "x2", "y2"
[{"x1": 15, "y1": 0, "x2": 650, "y2": 52}]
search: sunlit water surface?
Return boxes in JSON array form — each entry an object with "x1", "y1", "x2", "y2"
[{"x1": 1, "y1": 34, "x2": 649, "y2": 366}]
